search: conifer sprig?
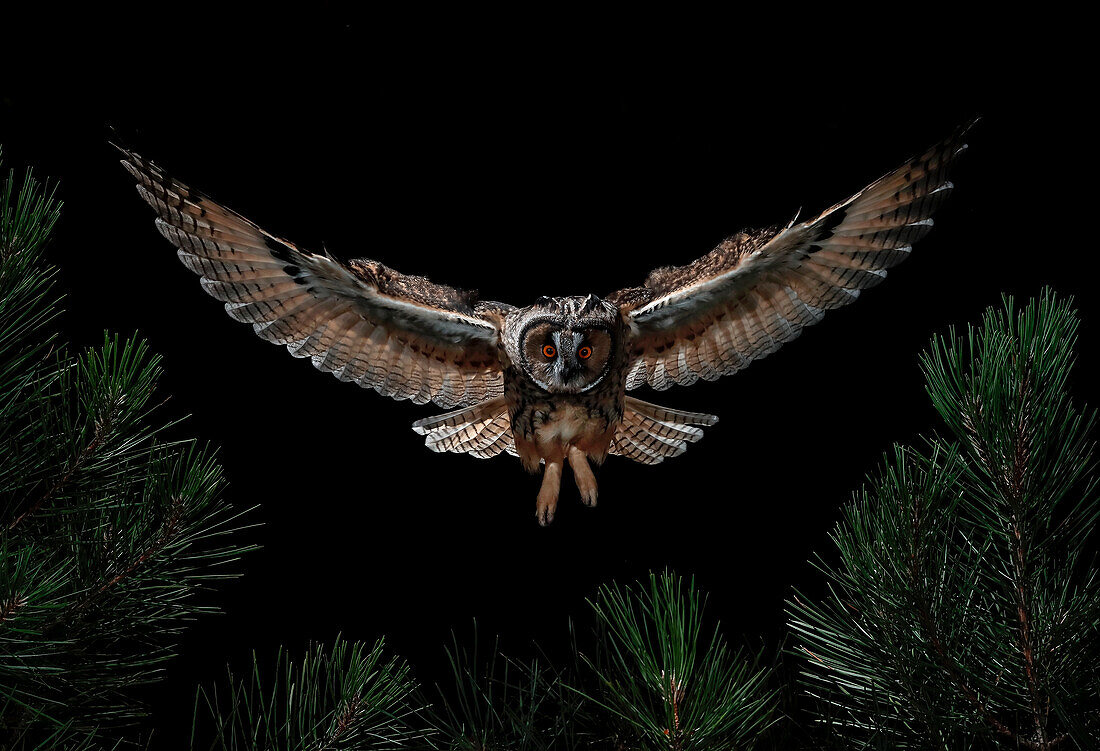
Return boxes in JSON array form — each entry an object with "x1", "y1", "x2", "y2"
[
  {"x1": 788, "y1": 291, "x2": 1100, "y2": 750},
  {"x1": 195, "y1": 637, "x2": 431, "y2": 751},
  {"x1": 577, "y1": 572, "x2": 777, "y2": 750},
  {"x1": 431, "y1": 625, "x2": 584, "y2": 750}
]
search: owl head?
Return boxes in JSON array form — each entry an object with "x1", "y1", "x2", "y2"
[{"x1": 506, "y1": 294, "x2": 620, "y2": 394}]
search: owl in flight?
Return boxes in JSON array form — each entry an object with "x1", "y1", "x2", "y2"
[{"x1": 118, "y1": 123, "x2": 970, "y2": 525}]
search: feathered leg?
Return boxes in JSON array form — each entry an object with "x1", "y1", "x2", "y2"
[
  {"x1": 536, "y1": 456, "x2": 563, "y2": 527},
  {"x1": 568, "y1": 445, "x2": 598, "y2": 507}
]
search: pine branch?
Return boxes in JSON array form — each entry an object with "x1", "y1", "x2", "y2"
[
  {"x1": 574, "y1": 572, "x2": 777, "y2": 751},
  {"x1": 194, "y1": 637, "x2": 431, "y2": 751},
  {"x1": 430, "y1": 623, "x2": 586, "y2": 750},
  {"x1": 789, "y1": 291, "x2": 1100, "y2": 750},
  {"x1": 0, "y1": 146, "x2": 257, "y2": 746},
  {"x1": 8, "y1": 407, "x2": 107, "y2": 531}
]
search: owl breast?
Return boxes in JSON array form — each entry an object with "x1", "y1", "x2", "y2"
[
  {"x1": 535, "y1": 403, "x2": 605, "y2": 449},
  {"x1": 504, "y1": 358, "x2": 626, "y2": 473}
]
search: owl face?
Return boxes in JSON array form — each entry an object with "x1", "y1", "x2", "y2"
[{"x1": 509, "y1": 295, "x2": 619, "y2": 394}]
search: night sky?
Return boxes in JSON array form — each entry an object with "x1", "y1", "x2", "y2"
[{"x1": 2, "y1": 7, "x2": 1089, "y2": 744}]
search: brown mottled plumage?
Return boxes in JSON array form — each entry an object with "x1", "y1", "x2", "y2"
[{"x1": 117, "y1": 121, "x2": 972, "y2": 524}]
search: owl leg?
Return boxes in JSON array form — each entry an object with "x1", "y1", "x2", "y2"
[
  {"x1": 535, "y1": 456, "x2": 563, "y2": 527},
  {"x1": 567, "y1": 445, "x2": 598, "y2": 507}
]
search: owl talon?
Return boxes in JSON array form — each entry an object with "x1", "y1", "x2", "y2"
[
  {"x1": 536, "y1": 457, "x2": 563, "y2": 526},
  {"x1": 567, "y1": 446, "x2": 598, "y2": 507}
]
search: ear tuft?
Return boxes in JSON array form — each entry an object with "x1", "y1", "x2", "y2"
[{"x1": 580, "y1": 294, "x2": 601, "y2": 315}]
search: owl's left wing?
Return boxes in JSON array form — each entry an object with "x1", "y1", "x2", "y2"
[
  {"x1": 609, "y1": 122, "x2": 973, "y2": 391},
  {"x1": 118, "y1": 147, "x2": 510, "y2": 408}
]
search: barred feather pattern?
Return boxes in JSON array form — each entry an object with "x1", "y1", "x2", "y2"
[
  {"x1": 614, "y1": 121, "x2": 974, "y2": 391},
  {"x1": 609, "y1": 397, "x2": 718, "y2": 465},
  {"x1": 118, "y1": 148, "x2": 507, "y2": 408},
  {"x1": 411, "y1": 397, "x2": 517, "y2": 458}
]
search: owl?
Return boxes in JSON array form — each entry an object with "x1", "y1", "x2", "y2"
[{"x1": 117, "y1": 122, "x2": 971, "y2": 525}]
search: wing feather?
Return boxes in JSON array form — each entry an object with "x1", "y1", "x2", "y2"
[
  {"x1": 119, "y1": 146, "x2": 512, "y2": 408},
  {"x1": 411, "y1": 397, "x2": 515, "y2": 458},
  {"x1": 609, "y1": 397, "x2": 717, "y2": 465},
  {"x1": 610, "y1": 122, "x2": 974, "y2": 390}
]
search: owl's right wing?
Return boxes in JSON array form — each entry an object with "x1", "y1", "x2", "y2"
[
  {"x1": 119, "y1": 147, "x2": 511, "y2": 408},
  {"x1": 608, "y1": 122, "x2": 973, "y2": 391}
]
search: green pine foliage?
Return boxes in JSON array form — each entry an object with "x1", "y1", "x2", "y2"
[
  {"x1": 430, "y1": 627, "x2": 585, "y2": 750},
  {"x1": 788, "y1": 291, "x2": 1100, "y2": 750},
  {"x1": 0, "y1": 149, "x2": 255, "y2": 746},
  {"x1": 577, "y1": 572, "x2": 777, "y2": 750},
  {"x1": 195, "y1": 637, "x2": 430, "y2": 750},
  {"x1": 193, "y1": 574, "x2": 778, "y2": 750}
]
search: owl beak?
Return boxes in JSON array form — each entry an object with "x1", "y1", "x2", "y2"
[{"x1": 561, "y1": 362, "x2": 583, "y2": 381}]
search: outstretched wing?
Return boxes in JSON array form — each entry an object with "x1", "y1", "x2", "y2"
[
  {"x1": 609, "y1": 122, "x2": 973, "y2": 391},
  {"x1": 118, "y1": 147, "x2": 511, "y2": 408}
]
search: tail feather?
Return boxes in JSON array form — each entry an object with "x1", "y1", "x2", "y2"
[
  {"x1": 610, "y1": 397, "x2": 717, "y2": 465},
  {"x1": 412, "y1": 397, "x2": 515, "y2": 458}
]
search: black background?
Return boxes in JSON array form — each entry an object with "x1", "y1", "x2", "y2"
[{"x1": 2, "y1": 6, "x2": 1089, "y2": 745}]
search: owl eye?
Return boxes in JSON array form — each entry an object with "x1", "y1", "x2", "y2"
[
  {"x1": 542, "y1": 344, "x2": 557, "y2": 359},
  {"x1": 577, "y1": 345, "x2": 593, "y2": 360}
]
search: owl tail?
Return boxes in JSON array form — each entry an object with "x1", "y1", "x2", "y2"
[
  {"x1": 610, "y1": 397, "x2": 718, "y2": 465},
  {"x1": 411, "y1": 397, "x2": 516, "y2": 459}
]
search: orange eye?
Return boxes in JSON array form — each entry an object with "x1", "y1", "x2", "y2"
[
  {"x1": 577, "y1": 345, "x2": 593, "y2": 360},
  {"x1": 542, "y1": 344, "x2": 556, "y2": 358}
]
